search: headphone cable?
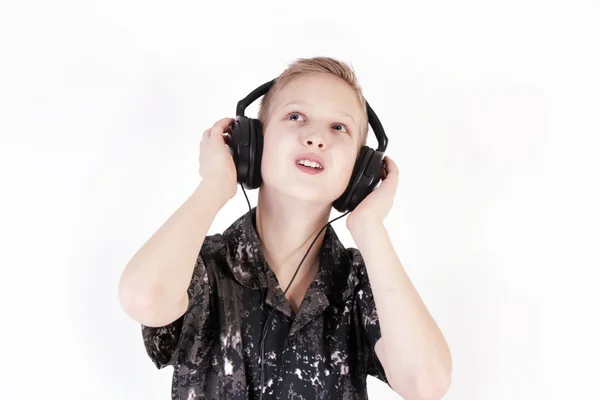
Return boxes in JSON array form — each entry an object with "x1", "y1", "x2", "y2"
[{"x1": 239, "y1": 185, "x2": 350, "y2": 399}]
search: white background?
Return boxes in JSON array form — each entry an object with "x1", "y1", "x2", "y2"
[{"x1": 1, "y1": 1, "x2": 599, "y2": 399}]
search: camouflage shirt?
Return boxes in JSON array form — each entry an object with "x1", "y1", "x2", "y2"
[{"x1": 142, "y1": 207, "x2": 390, "y2": 399}]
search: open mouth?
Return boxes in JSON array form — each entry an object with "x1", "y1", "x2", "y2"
[
  {"x1": 296, "y1": 159, "x2": 323, "y2": 170},
  {"x1": 295, "y1": 158, "x2": 324, "y2": 175},
  {"x1": 294, "y1": 152, "x2": 325, "y2": 175}
]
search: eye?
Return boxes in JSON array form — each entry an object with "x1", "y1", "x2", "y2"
[
  {"x1": 287, "y1": 112, "x2": 305, "y2": 122},
  {"x1": 332, "y1": 123, "x2": 349, "y2": 134}
]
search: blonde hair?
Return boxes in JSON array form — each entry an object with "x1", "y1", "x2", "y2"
[{"x1": 257, "y1": 56, "x2": 369, "y2": 146}]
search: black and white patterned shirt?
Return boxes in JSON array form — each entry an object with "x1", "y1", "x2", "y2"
[{"x1": 142, "y1": 207, "x2": 390, "y2": 399}]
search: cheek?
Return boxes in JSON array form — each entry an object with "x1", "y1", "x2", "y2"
[
  {"x1": 337, "y1": 148, "x2": 359, "y2": 178},
  {"x1": 327, "y1": 150, "x2": 357, "y2": 194},
  {"x1": 259, "y1": 133, "x2": 290, "y2": 180}
]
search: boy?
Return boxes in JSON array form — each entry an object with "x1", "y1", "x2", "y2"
[{"x1": 119, "y1": 57, "x2": 452, "y2": 399}]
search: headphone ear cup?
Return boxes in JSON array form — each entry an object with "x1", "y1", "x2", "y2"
[
  {"x1": 333, "y1": 146, "x2": 385, "y2": 212},
  {"x1": 230, "y1": 117, "x2": 252, "y2": 186},
  {"x1": 333, "y1": 146, "x2": 369, "y2": 212},
  {"x1": 251, "y1": 119, "x2": 264, "y2": 188},
  {"x1": 350, "y1": 149, "x2": 385, "y2": 211},
  {"x1": 246, "y1": 118, "x2": 263, "y2": 189}
]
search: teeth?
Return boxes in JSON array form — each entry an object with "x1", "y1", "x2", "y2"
[{"x1": 297, "y1": 159, "x2": 323, "y2": 169}]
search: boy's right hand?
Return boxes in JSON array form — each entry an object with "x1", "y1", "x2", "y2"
[{"x1": 199, "y1": 117, "x2": 238, "y2": 201}]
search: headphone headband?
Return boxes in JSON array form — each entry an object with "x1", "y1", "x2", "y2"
[{"x1": 235, "y1": 79, "x2": 388, "y2": 152}]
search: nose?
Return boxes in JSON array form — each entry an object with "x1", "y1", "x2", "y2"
[{"x1": 303, "y1": 131, "x2": 326, "y2": 149}]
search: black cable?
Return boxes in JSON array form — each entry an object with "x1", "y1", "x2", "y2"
[
  {"x1": 241, "y1": 184, "x2": 252, "y2": 211},
  {"x1": 240, "y1": 184, "x2": 350, "y2": 399}
]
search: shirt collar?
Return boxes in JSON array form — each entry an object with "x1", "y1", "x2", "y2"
[{"x1": 222, "y1": 207, "x2": 357, "y2": 310}]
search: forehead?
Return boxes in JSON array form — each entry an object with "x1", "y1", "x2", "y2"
[{"x1": 272, "y1": 73, "x2": 364, "y2": 118}]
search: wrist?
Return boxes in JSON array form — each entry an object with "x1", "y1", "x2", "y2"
[
  {"x1": 349, "y1": 216, "x2": 385, "y2": 242},
  {"x1": 197, "y1": 179, "x2": 234, "y2": 208}
]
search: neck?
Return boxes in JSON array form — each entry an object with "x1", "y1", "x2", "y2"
[{"x1": 255, "y1": 186, "x2": 332, "y2": 286}]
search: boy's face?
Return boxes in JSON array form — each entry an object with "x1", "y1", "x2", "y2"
[{"x1": 260, "y1": 72, "x2": 364, "y2": 206}]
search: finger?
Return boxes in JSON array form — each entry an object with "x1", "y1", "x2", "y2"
[
  {"x1": 211, "y1": 117, "x2": 235, "y2": 133},
  {"x1": 380, "y1": 159, "x2": 390, "y2": 180},
  {"x1": 380, "y1": 165, "x2": 387, "y2": 180},
  {"x1": 210, "y1": 118, "x2": 234, "y2": 143},
  {"x1": 384, "y1": 156, "x2": 398, "y2": 177},
  {"x1": 213, "y1": 117, "x2": 235, "y2": 127},
  {"x1": 387, "y1": 156, "x2": 398, "y2": 171}
]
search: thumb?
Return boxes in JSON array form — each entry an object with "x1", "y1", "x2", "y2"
[{"x1": 210, "y1": 117, "x2": 235, "y2": 138}]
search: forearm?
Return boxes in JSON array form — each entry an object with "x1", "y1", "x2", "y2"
[
  {"x1": 351, "y1": 219, "x2": 452, "y2": 398},
  {"x1": 119, "y1": 179, "x2": 228, "y2": 326}
]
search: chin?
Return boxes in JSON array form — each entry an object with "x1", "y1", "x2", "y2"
[
  {"x1": 263, "y1": 176, "x2": 343, "y2": 206},
  {"x1": 287, "y1": 183, "x2": 330, "y2": 202}
]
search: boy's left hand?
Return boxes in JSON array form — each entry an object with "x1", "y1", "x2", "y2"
[{"x1": 346, "y1": 156, "x2": 399, "y2": 233}]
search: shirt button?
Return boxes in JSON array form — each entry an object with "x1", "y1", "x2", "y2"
[{"x1": 288, "y1": 336, "x2": 296, "y2": 346}]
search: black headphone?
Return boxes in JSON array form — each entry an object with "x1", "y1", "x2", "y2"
[{"x1": 225, "y1": 79, "x2": 389, "y2": 213}]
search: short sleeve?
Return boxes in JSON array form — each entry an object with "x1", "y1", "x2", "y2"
[
  {"x1": 349, "y1": 248, "x2": 389, "y2": 385},
  {"x1": 141, "y1": 235, "x2": 220, "y2": 369}
]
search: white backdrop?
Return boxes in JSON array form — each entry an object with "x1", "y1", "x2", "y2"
[{"x1": 1, "y1": 1, "x2": 599, "y2": 399}]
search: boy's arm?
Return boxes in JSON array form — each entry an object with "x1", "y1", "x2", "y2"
[
  {"x1": 118, "y1": 179, "x2": 229, "y2": 328},
  {"x1": 347, "y1": 156, "x2": 452, "y2": 400},
  {"x1": 352, "y1": 221, "x2": 452, "y2": 400}
]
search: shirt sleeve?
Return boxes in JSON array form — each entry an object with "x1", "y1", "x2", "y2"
[
  {"x1": 140, "y1": 235, "x2": 218, "y2": 369},
  {"x1": 349, "y1": 248, "x2": 390, "y2": 385}
]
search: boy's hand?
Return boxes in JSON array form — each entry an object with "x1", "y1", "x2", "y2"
[
  {"x1": 198, "y1": 117, "x2": 238, "y2": 200},
  {"x1": 346, "y1": 156, "x2": 399, "y2": 233}
]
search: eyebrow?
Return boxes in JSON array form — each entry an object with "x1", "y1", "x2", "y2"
[{"x1": 281, "y1": 100, "x2": 357, "y2": 128}]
